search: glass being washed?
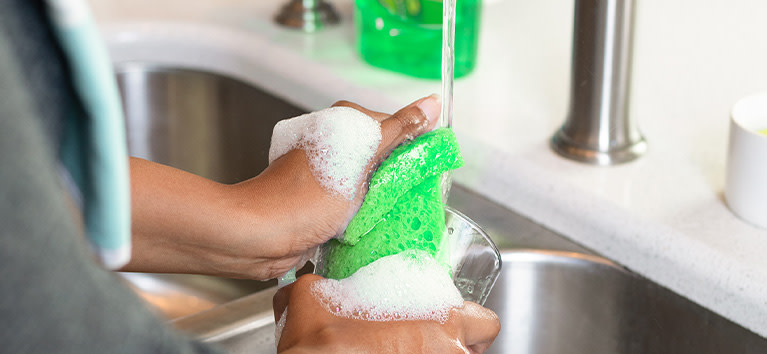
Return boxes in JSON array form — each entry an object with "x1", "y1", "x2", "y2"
[
  {"x1": 315, "y1": 208, "x2": 501, "y2": 305},
  {"x1": 313, "y1": 128, "x2": 501, "y2": 305},
  {"x1": 355, "y1": 0, "x2": 481, "y2": 79},
  {"x1": 440, "y1": 207, "x2": 501, "y2": 305}
]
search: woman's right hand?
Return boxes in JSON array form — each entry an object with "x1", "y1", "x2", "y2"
[
  {"x1": 273, "y1": 274, "x2": 501, "y2": 354},
  {"x1": 123, "y1": 96, "x2": 441, "y2": 281}
]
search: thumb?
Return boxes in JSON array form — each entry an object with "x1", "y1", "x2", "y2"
[
  {"x1": 458, "y1": 302, "x2": 501, "y2": 353},
  {"x1": 376, "y1": 94, "x2": 441, "y2": 157}
]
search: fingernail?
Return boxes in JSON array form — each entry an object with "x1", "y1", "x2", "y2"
[{"x1": 416, "y1": 94, "x2": 441, "y2": 124}]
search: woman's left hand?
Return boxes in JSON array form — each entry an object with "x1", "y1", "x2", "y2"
[{"x1": 273, "y1": 274, "x2": 501, "y2": 353}]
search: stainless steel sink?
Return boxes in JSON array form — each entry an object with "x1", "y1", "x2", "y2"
[
  {"x1": 115, "y1": 64, "x2": 767, "y2": 353},
  {"x1": 485, "y1": 250, "x2": 767, "y2": 354},
  {"x1": 117, "y1": 63, "x2": 306, "y2": 184}
]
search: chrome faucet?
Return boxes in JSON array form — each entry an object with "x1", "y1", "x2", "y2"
[
  {"x1": 274, "y1": 0, "x2": 340, "y2": 32},
  {"x1": 551, "y1": 0, "x2": 646, "y2": 165}
]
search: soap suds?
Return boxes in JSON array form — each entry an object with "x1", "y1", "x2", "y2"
[
  {"x1": 269, "y1": 107, "x2": 382, "y2": 199},
  {"x1": 310, "y1": 250, "x2": 464, "y2": 323}
]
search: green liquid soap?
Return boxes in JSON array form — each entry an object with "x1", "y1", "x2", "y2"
[
  {"x1": 759, "y1": 128, "x2": 767, "y2": 136},
  {"x1": 318, "y1": 128, "x2": 463, "y2": 279},
  {"x1": 355, "y1": 0, "x2": 481, "y2": 79}
]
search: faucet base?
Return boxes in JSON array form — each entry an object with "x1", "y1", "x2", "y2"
[
  {"x1": 274, "y1": 0, "x2": 340, "y2": 32},
  {"x1": 550, "y1": 130, "x2": 647, "y2": 166}
]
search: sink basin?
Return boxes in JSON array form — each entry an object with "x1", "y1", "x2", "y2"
[
  {"x1": 115, "y1": 64, "x2": 767, "y2": 352},
  {"x1": 117, "y1": 63, "x2": 306, "y2": 184},
  {"x1": 485, "y1": 250, "x2": 767, "y2": 354}
]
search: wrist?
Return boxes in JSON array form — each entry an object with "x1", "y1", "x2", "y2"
[{"x1": 124, "y1": 158, "x2": 245, "y2": 275}]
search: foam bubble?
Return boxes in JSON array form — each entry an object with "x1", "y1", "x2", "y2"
[
  {"x1": 310, "y1": 250, "x2": 464, "y2": 323},
  {"x1": 269, "y1": 107, "x2": 382, "y2": 199}
]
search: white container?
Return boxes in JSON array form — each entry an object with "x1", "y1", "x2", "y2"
[{"x1": 725, "y1": 92, "x2": 767, "y2": 229}]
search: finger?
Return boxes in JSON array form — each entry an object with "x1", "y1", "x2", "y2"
[
  {"x1": 332, "y1": 100, "x2": 390, "y2": 121},
  {"x1": 457, "y1": 302, "x2": 501, "y2": 354},
  {"x1": 272, "y1": 273, "x2": 326, "y2": 322},
  {"x1": 376, "y1": 94, "x2": 441, "y2": 158}
]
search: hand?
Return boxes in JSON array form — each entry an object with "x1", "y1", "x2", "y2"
[
  {"x1": 122, "y1": 96, "x2": 441, "y2": 280},
  {"x1": 273, "y1": 274, "x2": 501, "y2": 354}
]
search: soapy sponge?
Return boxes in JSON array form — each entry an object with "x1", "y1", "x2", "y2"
[
  {"x1": 318, "y1": 128, "x2": 463, "y2": 279},
  {"x1": 343, "y1": 128, "x2": 464, "y2": 244}
]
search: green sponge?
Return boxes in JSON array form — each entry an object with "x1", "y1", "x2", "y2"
[
  {"x1": 317, "y1": 128, "x2": 463, "y2": 279},
  {"x1": 343, "y1": 128, "x2": 464, "y2": 245}
]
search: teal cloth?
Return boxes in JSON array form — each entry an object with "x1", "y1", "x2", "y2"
[{"x1": 45, "y1": 0, "x2": 131, "y2": 269}]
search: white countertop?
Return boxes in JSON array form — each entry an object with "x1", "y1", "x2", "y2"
[{"x1": 89, "y1": 0, "x2": 767, "y2": 336}]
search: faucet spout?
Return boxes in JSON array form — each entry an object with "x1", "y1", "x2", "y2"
[{"x1": 551, "y1": 0, "x2": 646, "y2": 165}]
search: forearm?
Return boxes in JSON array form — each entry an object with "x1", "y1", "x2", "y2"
[
  {"x1": 120, "y1": 157, "x2": 318, "y2": 279},
  {"x1": 120, "y1": 157, "x2": 249, "y2": 275}
]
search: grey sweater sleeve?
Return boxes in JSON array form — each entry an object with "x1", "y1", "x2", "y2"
[{"x1": 0, "y1": 7, "x2": 224, "y2": 354}]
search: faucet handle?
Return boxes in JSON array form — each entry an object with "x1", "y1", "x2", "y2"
[{"x1": 274, "y1": 0, "x2": 341, "y2": 32}]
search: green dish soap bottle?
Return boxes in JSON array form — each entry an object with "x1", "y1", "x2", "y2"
[{"x1": 355, "y1": 0, "x2": 482, "y2": 79}]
